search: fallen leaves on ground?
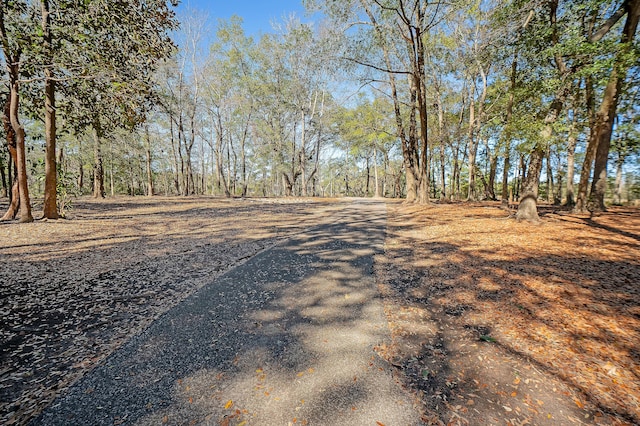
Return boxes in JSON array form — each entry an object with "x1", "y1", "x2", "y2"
[
  {"x1": 376, "y1": 201, "x2": 640, "y2": 426},
  {"x1": 0, "y1": 196, "x2": 341, "y2": 425}
]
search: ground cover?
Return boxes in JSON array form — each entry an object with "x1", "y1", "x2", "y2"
[
  {"x1": 376, "y1": 201, "x2": 640, "y2": 425},
  {"x1": 2, "y1": 197, "x2": 638, "y2": 425},
  {"x1": 0, "y1": 196, "x2": 341, "y2": 425}
]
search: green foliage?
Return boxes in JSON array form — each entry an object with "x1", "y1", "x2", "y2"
[
  {"x1": 338, "y1": 95, "x2": 396, "y2": 157},
  {"x1": 3, "y1": 0, "x2": 636, "y2": 202},
  {"x1": 56, "y1": 164, "x2": 80, "y2": 218}
]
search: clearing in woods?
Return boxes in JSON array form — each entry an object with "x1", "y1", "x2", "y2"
[{"x1": 1, "y1": 196, "x2": 638, "y2": 425}]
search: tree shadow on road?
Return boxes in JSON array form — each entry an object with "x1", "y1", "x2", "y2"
[{"x1": 30, "y1": 200, "x2": 421, "y2": 426}]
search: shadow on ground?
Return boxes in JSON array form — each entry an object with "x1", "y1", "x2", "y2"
[
  {"x1": 377, "y1": 203, "x2": 640, "y2": 425},
  {"x1": 32, "y1": 200, "x2": 421, "y2": 426}
]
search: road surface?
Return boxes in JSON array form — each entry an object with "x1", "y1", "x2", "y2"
[{"x1": 34, "y1": 199, "x2": 422, "y2": 426}]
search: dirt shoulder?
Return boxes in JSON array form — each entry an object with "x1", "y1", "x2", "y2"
[
  {"x1": 0, "y1": 196, "x2": 342, "y2": 425},
  {"x1": 375, "y1": 201, "x2": 640, "y2": 426}
]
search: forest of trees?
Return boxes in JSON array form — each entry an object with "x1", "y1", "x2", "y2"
[{"x1": 1, "y1": 0, "x2": 639, "y2": 222}]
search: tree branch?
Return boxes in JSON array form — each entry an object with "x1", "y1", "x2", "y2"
[
  {"x1": 341, "y1": 56, "x2": 412, "y2": 75},
  {"x1": 590, "y1": 3, "x2": 627, "y2": 43}
]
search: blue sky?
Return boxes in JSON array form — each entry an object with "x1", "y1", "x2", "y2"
[{"x1": 176, "y1": 0, "x2": 309, "y2": 35}]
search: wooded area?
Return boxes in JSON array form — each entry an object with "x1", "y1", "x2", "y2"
[
  {"x1": 2, "y1": 1, "x2": 639, "y2": 424},
  {"x1": 0, "y1": 0, "x2": 638, "y2": 221}
]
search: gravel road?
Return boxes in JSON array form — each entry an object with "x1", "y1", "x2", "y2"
[{"x1": 33, "y1": 199, "x2": 422, "y2": 426}]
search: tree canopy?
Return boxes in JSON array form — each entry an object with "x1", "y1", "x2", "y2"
[{"x1": 1, "y1": 0, "x2": 638, "y2": 220}]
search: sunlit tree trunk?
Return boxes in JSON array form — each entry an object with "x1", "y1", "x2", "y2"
[
  {"x1": 0, "y1": 10, "x2": 33, "y2": 222},
  {"x1": 515, "y1": 144, "x2": 544, "y2": 222},
  {"x1": 467, "y1": 80, "x2": 478, "y2": 201},
  {"x1": 546, "y1": 147, "x2": 554, "y2": 203}
]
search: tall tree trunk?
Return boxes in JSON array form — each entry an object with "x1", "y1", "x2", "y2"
[
  {"x1": 1, "y1": 1, "x2": 32, "y2": 221},
  {"x1": 416, "y1": 79, "x2": 429, "y2": 203},
  {"x1": 177, "y1": 117, "x2": 187, "y2": 195},
  {"x1": 0, "y1": 152, "x2": 7, "y2": 198},
  {"x1": 109, "y1": 152, "x2": 115, "y2": 197},
  {"x1": 467, "y1": 79, "x2": 478, "y2": 201},
  {"x1": 169, "y1": 117, "x2": 180, "y2": 194},
  {"x1": 92, "y1": 125, "x2": 105, "y2": 198},
  {"x1": 373, "y1": 147, "x2": 380, "y2": 198},
  {"x1": 468, "y1": 59, "x2": 489, "y2": 202},
  {"x1": 10, "y1": 81, "x2": 33, "y2": 222},
  {"x1": 361, "y1": 3, "x2": 418, "y2": 203},
  {"x1": 145, "y1": 124, "x2": 154, "y2": 196},
  {"x1": 185, "y1": 145, "x2": 193, "y2": 195},
  {"x1": 1, "y1": 99, "x2": 19, "y2": 221},
  {"x1": 546, "y1": 147, "x2": 554, "y2": 203},
  {"x1": 41, "y1": 0, "x2": 58, "y2": 219},
  {"x1": 300, "y1": 110, "x2": 308, "y2": 197},
  {"x1": 587, "y1": 0, "x2": 640, "y2": 212},
  {"x1": 312, "y1": 92, "x2": 324, "y2": 197},
  {"x1": 227, "y1": 134, "x2": 234, "y2": 195},
  {"x1": 565, "y1": 117, "x2": 577, "y2": 206},
  {"x1": 240, "y1": 117, "x2": 249, "y2": 197},
  {"x1": 413, "y1": 6, "x2": 429, "y2": 205},
  {"x1": 406, "y1": 74, "x2": 421, "y2": 203},
  {"x1": 199, "y1": 134, "x2": 205, "y2": 195},
  {"x1": 435, "y1": 86, "x2": 446, "y2": 201},
  {"x1": 515, "y1": 0, "x2": 567, "y2": 217},
  {"x1": 575, "y1": 76, "x2": 597, "y2": 212},
  {"x1": 613, "y1": 154, "x2": 624, "y2": 204},
  {"x1": 502, "y1": 50, "x2": 518, "y2": 207},
  {"x1": 487, "y1": 151, "x2": 498, "y2": 200}
]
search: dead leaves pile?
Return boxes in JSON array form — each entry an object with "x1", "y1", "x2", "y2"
[{"x1": 377, "y1": 201, "x2": 640, "y2": 426}]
